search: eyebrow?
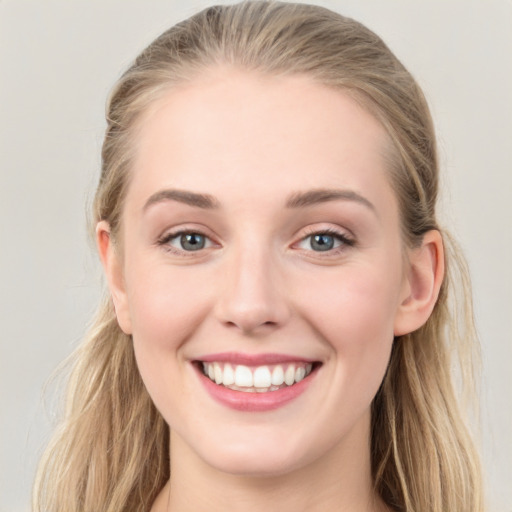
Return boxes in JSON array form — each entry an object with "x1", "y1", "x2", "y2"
[
  {"x1": 143, "y1": 189, "x2": 220, "y2": 211},
  {"x1": 285, "y1": 188, "x2": 376, "y2": 213},
  {"x1": 143, "y1": 187, "x2": 376, "y2": 214}
]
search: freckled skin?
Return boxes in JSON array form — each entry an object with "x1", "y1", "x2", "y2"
[{"x1": 100, "y1": 67, "x2": 433, "y2": 511}]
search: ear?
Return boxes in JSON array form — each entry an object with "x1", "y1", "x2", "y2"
[
  {"x1": 394, "y1": 230, "x2": 445, "y2": 336},
  {"x1": 96, "y1": 221, "x2": 133, "y2": 335}
]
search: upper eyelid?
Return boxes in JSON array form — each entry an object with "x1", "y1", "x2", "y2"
[
  {"x1": 158, "y1": 224, "x2": 215, "y2": 241},
  {"x1": 298, "y1": 225, "x2": 354, "y2": 241}
]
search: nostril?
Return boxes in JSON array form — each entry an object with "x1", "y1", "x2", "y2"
[{"x1": 220, "y1": 311, "x2": 281, "y2": 334}]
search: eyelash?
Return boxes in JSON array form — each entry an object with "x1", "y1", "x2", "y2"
[
  {"x1": 157, "y1": 229, "x2": 214, "y2": 256},
  {"x1": 156, "y1": 227, "x2": 355, "y2": 256},
  {"x1": 296, "y1": 227, "x2": 355, "y2": 255}
]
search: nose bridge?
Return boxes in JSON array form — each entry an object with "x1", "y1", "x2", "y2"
[{"x1": 216, "y1": 235, "x2": 288, "y2": 333}]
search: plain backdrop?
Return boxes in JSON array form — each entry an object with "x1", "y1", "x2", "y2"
[{"x1": 1, "y1": 1, "x2": 511, "y2": 511}]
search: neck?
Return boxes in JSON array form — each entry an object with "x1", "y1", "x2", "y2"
[{"x1": 153, "y1": 411, "x2": 387, "y2": 512}]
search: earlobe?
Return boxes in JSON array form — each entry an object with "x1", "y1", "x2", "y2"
[
  {"x1": 393, "y1": 230, "x2": 445, "y2": 336},
  {"x1": 96, "y1": 221, "x2": 133, "y2": 335}
]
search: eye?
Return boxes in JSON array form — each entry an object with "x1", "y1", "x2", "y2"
[
  {"x1": 296, "y1": 230, "x2": 354, "y2": 252},
  {"x1": 176, "y1": 233, "x2": 207, "y2": 251},
  {"x1": 159, "y1": 231, "x2": 213, "y2": 252}
]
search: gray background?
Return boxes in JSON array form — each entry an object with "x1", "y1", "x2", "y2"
[{"x1": 1, "y1": 1, "x2": 511, "y2": 510}]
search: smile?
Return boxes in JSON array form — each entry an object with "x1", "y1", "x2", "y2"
[
  {"x1": 201, "y1": 362, "x2": 314, "y2": 392},
  {"x1": 194, "y1": 354, "x2": 321, "y2": 412}
]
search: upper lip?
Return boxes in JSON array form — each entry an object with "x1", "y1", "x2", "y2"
[{"x1": 195, "y1": 352, "x2": 318, "y2": 366}]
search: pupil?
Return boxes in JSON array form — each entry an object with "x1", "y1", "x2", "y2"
[
  {"x1": 311, "y1": 234, "x2": 334, "y2": 251},
  {"x1": 181, "y1": 233, "x2": 205, "y2": 251}
]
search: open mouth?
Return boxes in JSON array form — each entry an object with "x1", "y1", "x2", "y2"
[{"x1": 197, "y1": 361, "x2": 320, "y2": 393}]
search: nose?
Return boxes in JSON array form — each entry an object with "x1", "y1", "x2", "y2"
[{"x1": 214, "y1": 242, "x2": 290, "y2": 334}]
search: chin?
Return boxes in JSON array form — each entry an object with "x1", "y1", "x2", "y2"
[
  {"x1": 205, "y1": 450, "x2": 304, "y2": 478},
  {"x1": 192, "y1": 429, "x2": 315, "y2": 478}
]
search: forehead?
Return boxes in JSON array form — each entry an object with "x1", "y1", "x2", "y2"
[{"x1": 127, "y1": 67, "x2": 396, "y2": 215}]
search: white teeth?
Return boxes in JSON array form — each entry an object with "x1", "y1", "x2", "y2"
[
  {"x1": 234, "y1": 365, "x2": 253, "y2": 387},
  {"x1": 223, "y1": 363, "x2": 235, "y2": 385},
  {"x1": 271, "y1": 365, "x2": 284, "y2": 385},
  {"x1": 284, "y1": 365, "x2": 295, "y2": 386},
  {"x1": 201, "y1": 361, "x2": 315, "y2": 391},
  {"x1": 253, "y1": 366, "x2": 272, "y2": 388},
  {"x1": 295, "y1": 366, "x2": 306, "y2": 382},
  {"x1": 214, "y1": 363, "x2": 223, "y2": 385}
]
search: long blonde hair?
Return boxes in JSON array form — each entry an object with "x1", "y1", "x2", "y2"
[{"x1": 33, "y1": 2, "x2": 483, "y2": 511}]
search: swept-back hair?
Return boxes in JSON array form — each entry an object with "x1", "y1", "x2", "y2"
[{"x1": 34, "y1": 2, "x2": 483, "y2": 511}]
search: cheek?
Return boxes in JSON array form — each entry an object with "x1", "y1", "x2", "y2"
[
  {"x1": 300, "y1": 263, "x2": 401, "y2": 343},
  {"x1": 122, "y1": 259, "x2": 215, "y2": 416},
  {"x1": 295, "y1": 261, "x2": 402, "y2": 399},
  {"x1": 125, "y1": 260, "x2": 212, "y2": 349}
]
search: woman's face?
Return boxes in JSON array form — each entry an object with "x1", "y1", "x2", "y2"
[{"x1": 107, "y1": 68, "x2": 413, "y2": 476}]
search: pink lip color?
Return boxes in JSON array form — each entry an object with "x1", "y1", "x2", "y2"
[
  {"x1": 194, "y1": 363, "x2": 318, "y2": 412},
  {"x1": 196, "y1": 352, "x2": 316, "y2": 366}
]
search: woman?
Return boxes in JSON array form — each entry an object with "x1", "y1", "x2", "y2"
[{"x1": 33, "y1": 2, "x2": 483, "y2": 511}]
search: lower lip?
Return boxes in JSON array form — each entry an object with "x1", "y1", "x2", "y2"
[{"x1": 195, "y1": 365, "x2": 318, "y2": 412}]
